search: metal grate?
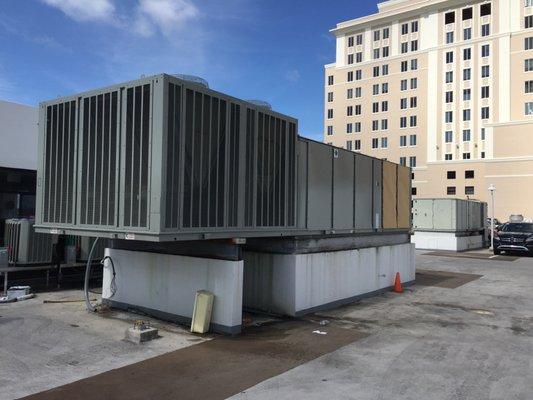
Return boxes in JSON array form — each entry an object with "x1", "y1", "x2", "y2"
[
  {"x1": 181, "y1": 88, "x2": 228, "y2": 228},
  {"x1": 80, "y1": 91, "x2": 120, "y2": 226},
  {"x1": 255, "y1": 113, "x2": 296, "y2": 227},
  {"x1": 4, "y1": 219, "x2": 53, "y2": 264},
  {"x1": 123, "y1": 84, "x2": 151, "y2": 228},
  {"x1": 43, "y1": 101, "x2": 76, "y2": 224},
  {"x1": 244, "y1": 109, "x2": 256, "y2": 227},
  {"x1": 165, "y1": 83, "x2": 182, "y2": 229}
]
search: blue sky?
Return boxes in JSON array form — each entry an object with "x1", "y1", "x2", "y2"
[{"x1": 0, "y1": 0, "x2": 378, "y2": 140}]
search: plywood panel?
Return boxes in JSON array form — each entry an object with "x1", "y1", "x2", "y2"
[
  {"x1": 382, "y1": 162, "x2": 398, "y2": 229},
  {"x1": 397, "y1": 166, "x2": 411, "y2": 229}
]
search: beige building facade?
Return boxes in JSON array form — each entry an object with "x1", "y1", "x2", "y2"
[{"x1": 325, "y1": 0, "x2": 533, "y2": 221}]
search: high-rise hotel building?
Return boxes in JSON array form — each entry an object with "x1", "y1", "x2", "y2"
[{"x1": 324, "y1": 0, "x2": 533, "y2": 220}]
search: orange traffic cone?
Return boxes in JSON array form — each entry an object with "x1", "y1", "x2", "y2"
[{"x1": 393, "y1": 272, "x2": 403, "y2": 293}]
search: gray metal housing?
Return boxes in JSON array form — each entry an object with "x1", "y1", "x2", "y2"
[
  {"x1": 35, "y1": 74, "x2": 411, "y2": 241},
  {"x1": 4, "y1": 219, "x2": 53, "y2": 265},
  {"x1": 412, "y1": 198, "x2": 487, "y2": 233}
]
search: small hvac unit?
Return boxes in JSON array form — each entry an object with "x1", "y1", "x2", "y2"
[{"x1": 4, "y1": 219, "x2": 53, "y2": 265}]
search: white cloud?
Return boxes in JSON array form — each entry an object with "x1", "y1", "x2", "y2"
[
  {"x1": 41, "y1": 0, "x2": 115, "y2": 22},
  {"x1": 134, "y1": 0, "x2": 200, "y2": 37},
  {"x1": 285, "y1": 69, "x2": 300, "y2": 83}
]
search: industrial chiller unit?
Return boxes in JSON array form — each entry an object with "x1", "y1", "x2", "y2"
[{"x1": 34, "y1": 73, "x2": 415, "y2": 333}]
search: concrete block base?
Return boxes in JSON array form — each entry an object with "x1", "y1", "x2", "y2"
[
  {"x1": 125, "y1": 326, "x2": 159, "y2": 344},
  {"x1": 102, "y1": 249, "x2": 243, "y2": 334},
  {"x1": 412, "y1": 232, "x2": 483, "y2": 251},
  {"x1": 243, "y1": 243, "x2": 415, "y2": 316}
]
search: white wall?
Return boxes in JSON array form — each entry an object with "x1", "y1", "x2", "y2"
[{"x1": 0, "y1": 100, "x2": 38, "y2": 170}]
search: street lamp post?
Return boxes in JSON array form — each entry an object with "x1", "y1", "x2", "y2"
[{"x1": 488, "y1": 184, "x2": 496, "y2": 250}]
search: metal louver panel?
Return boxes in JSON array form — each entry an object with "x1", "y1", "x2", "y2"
[
  {"x1": 43, "y1": 101, "x2": 76, "y2": 224},
  {"x1": 123, "y1": 84, "x2": 151, "y2": 228},
  {"x1": 80, "y1": 91, "x2": 119, "y2": 227},
  {"x1": 165, "y1": 83, "x2": 182, "y2": 229}
]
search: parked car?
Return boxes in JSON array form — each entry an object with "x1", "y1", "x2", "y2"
[{"x1": 493, "y1": 222, "x2": 533, "y2": 256}]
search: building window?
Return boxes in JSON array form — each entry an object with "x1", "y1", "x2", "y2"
[
  {"x1": 445, "y1": 131, "x2": 453, "y2": 143},
  {"x1": 412, "y1": 187, "x2": 417, "y2": 196},
  {"x1": 400, "y1": 117, "x2": 407, "y2": 128},
  {"x1": 348, "y1": 36, "x2": 354, "y2": 47},
  {"x1": 381, "y1": 137, "x2": 388, "y2": 148},
  {"x1": 382, "y1": 64, "x2": 389, "y2": 75},
  {"x1": 382, "y1": 101, "x2": 389, "y2": 112},
  {"x1": 409, "y1": 156, "x2": 417, "y2": 167},
  {"x1": 446, "y1": 91, "x2": 453, "y2": 103},
  {"x1": 480, "y1": 3, "x2": 491, "y2": 16},
  {"x1": 347, "y1": 106, "x2": 353, "y2": 116},
  {"x1": 411, "y1": 40, "x2": 418, "y2": 51},
  {"x1": 412, "y1": 20, "x2": 419, "y2": 32},
  {"x1": 410, "y1": 115, "x2": 417, "y2": 127},
  {"x1": 327, "y1": 92, "x2": 334, "y2": 102},
  {"x1": 410, "y1": 134, "x2": 417, "y2": 146},
  {"x1": 526, "y1": 16, "x2": 533, "y2": 29},
  {"x1": 347, "y1": 88, "x2": 353, "y2": 99},
  {"x1": 525, "y1": 59, "x2": 533, "y2": 71},
  {"x1": 481, "y1": 151, "x2": 485, "y2": 158},
  {"x1": 401, "y1": 23, "x2": 409, "y2": 35},
  {"x1": 445, "y1": 111, "x2": 453, "y2": 123},
  {"x1": 447, "y1": 186, "x2": 456, "y2": 195},
  {"x1": 463, "y1": 89, "x2": 471, "y2": 101},
  {"x1": 372, "y1": 102, "x2": 379, "y2": 113},
  {"x1": 347, "y1": 123, "x2": 353, "y2": 134},
  {"x1": 355, "y1": 105, "x2": 361, "y2": 115},
  {"x1": 445, "y1": 153, "x2": 453, "y2": 161},
  {"x1": 327, "y1": 109, "x2": 333, "y2": 119},
  {"x1": 465, "y1": 186, "x2": 475, "y2": 195},
  {"x1": 481, "y1": 128, "x2": 486, "y2": 140},
  {"x1": 464, "y1": 48, "x2": 471, "y2": 60},
  {"x1": 401, "y1": 61, "x2": 408, "y2": 72},
  {"x1": 381, "y1": 119, "x2": 388, "y2": 130},
  {"x1": 400, "y1": 156, "x2": 407, "y2": 166},
  {"x1": 372, "y1": 120, "x2": 379, "y2": 131},
  {"x1": 347, "y1": 71, "x2": 354, "y2": 82},
  {"x1": 481, "y1": 24, "x2": 490, "y2": 37},
  {"x1": 326, "y1": 126, "x2": 333, "y2": 136},
  {"x1": 374, "y1": 30, "x2": 380, "y2": 41},
  {"x1": 346, "y1": 141, "x2": 353, "y2": 150},
  {"x1": 462, "y1": 7, "x2": 473, "y2": 20},
  {"x1": 481, "y1": 44, "x2": 490, "y2": 57},
  {"x1": 355, "y1": 70, "x2": 362, "y2": 80},
  {"x1": 356, "y1": 34, "x2": 363, "y2": 45},
  {"x1": 383, "y1": 47, "x2": 390, "y2": 57},
  {"x1": 354, "y1": 140, "x2": 361, "y2": 150},
  {"x1": 447, "y1": 171, "x2": 456, "y2": 179},
  {"x1": 383, "y1": 27, "x2": 390, "y2": 39},
  {"x1": 327, "y1": 75, "x2": 334, "y2": 85},
  {"x1": 373, "y1": 66, "x2": 380, "y2": 77},
  {"x1": 525, "y1": 102, "x2": 533, "y2": 115},
  {"x1": 401, "y1": 42, "x2": 409, "y2": 53},
  {"x1": 355, "y1": 122, "x2": 361, "y2": 132},
  {"x1": 481, "y1": 65, "x2": 490, "y2": 78},
  {"x1": 382, "y1": 83, "x2": 389, "y2": 93},
  {"x1": 400, "y1": 136, "x2": 407, "y2": 146},
  {"x1": 401, "y1": 98, "x2": 408, "y2": 109},
  {"x1": 463, "y1": 109, "x2": 471, "y2": 121},
  {"x1": 446, "y1": 51, "x2": 454, "y2": 63},
  {"x1": 411, "y1": 59, "x2": 418, "y2": 70},
  {"x1": 355, "y1": 87, "x2": 362, "y2": 98},
  {"x1": 348, "y1": 54, "x2": 354, "y2": 64},
  {"x1": 463, "y1": 152, "x2": 471, "y2": 160},
  {"x1": 401, "y1": 79, "x2": 408, "y2": 91},
  {"x1": 525, "y1": 80, "x2": 533, "y2": 93},
  {"x1": 464, "y1": 27, "x2": 472, "y2": 40},
  {"x1": 372, "y1": 138, "x2": 379, "y2": 148},
  {"x1": 411, "y1": 78, "x2": 418, "y2": 89},
  {"x1": 481, "y1": 107, "x2": 490, "y2": 119},
  {"x1": 446, "y1": 71, "x2": 454, "y2": 83},
  {"x1": 481, "y1": 86, "x2": 490, "y2": 98},
  {"x1": 526, "y1": 37, "x2": 533, "y2": 50},
  {"x1": 465, "y1": 170, "x2": 475, "y2": 179},
  {"x1": 463, "y1": 68, "x2": 471, "y2": 81},
  {"x1": 373, "y1": 48, "x2": 380, "y2": 59},
  {"x1": 373, "y1": 84, "x2": 380, "y2": 95},
  {"x1": 445, "y1": 11, "x2": 455, "y2": 25},
  {"x1": 410, "y1": 97, "x2": 417, "y2": 108},
  {"x1": 463, "y1": 129, "x2": 471, "y2": 141},
  {"x1": 356, "y1": 52, "x2": 363, "y2": 63},
  {"x1": 527, "y1": 0, "x2": 533, "y2": 7},
  {"x1": 446, "y1": 32, "x2": 454, "y2": 44}
]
